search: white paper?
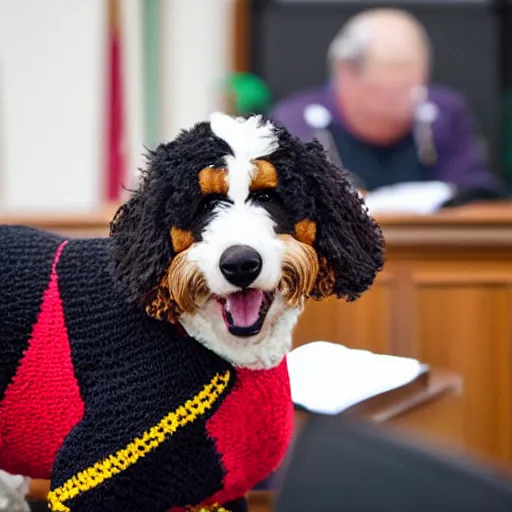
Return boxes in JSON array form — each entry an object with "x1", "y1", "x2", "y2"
[
  {"x1": 287, "y1": 341, "x2": 427, "y2": 415},
  {"x1": 364, "y1": 181, "x2": 454, "y2": 215}
]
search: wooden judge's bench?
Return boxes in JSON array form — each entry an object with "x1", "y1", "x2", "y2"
[
  {"x1": 297, "y1": 203, "x2": 512, "y2": 468},
  {"x1": 3, "y1": 202, "x2": 512, "y2": 468}
]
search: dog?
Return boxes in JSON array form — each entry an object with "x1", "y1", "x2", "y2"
[{"x1": 0, "y1": 112, "x2": 384, "y2": 512}]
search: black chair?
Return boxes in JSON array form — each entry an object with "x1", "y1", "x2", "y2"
[{"x1": 276, "y1": 414, "x2": 512, "y2": 512}]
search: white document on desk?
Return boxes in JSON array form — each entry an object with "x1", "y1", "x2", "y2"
[
  {"x1": 364, "y1": 181, "x2": 454, "y2": 215},
  {"x1": 287, "y1": 341, "x2": 427, "y2": 415}
]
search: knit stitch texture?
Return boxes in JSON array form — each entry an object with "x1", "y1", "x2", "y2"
[{"x1": 0, "y1": 226, "x2": 293, "y2": 512}]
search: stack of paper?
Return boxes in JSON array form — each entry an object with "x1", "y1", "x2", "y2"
[
  {"x1": 364, "y1": 181, "x2": 455, "y2": 215},
  {"x1": 287, "y1": 341, "x2": 427, "y2": 415}
]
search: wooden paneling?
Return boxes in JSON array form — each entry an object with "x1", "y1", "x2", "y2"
[
  {"x1": 294, "y1": 273, "x2": 395, "y2": 354},
  {"x1": 0, "y1": 207, "x2": 116, "y2": 238},
  {"x1": 233, "y1": 0, "x2": 250, "y2": 72},
  {"x1": 414, "y1": 280, "x2": 512, "y2": 463}
]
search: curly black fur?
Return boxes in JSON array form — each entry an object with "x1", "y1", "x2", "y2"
[
  {"x1": 263, "y1": 124, "x2": 385, "y2": 301},
  {"x1": 109, "y1": 115, "x2": 385, "y2": 307},
  {"x1": 109, "y1": 123, "x2": 232, "y2": 306}
]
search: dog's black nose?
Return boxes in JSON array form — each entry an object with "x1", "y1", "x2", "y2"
[{"x1": 219, "y1": 245, "x2": 262, "y2": 288}]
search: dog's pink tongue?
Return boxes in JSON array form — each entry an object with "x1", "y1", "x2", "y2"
[{"x1": 227, "y1": 289, "x2": 264, "y2": 327}]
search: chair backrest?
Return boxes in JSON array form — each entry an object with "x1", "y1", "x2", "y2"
[{"x1": 275, "y1": 414, "x2": 512, "y2": 512}]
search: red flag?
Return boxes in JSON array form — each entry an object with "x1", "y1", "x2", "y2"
[{"x1": 106, "y1": 0, "x2": 125, "y2": 203}]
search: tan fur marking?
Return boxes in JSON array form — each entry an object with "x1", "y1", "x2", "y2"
[
  {"x1": 250, "y1": 160, "x2": 278, "y2": 191},
  {"x1": 146, "y1": 251, "x2": 209, "y2": 324},
  {"x1": 294, "y1": 219, "x2": 317, "y2": 246},
  {"x1": 314, "y1": 256, "x2": 336, "y2": 299},
  {"x1": 170, "y1": 227, "x2": 194, "y2": 253},
  {"x1": 198, "y1": 167, "x2": 228, "y2": 195},
  {"x1": 145, "y1": 284, "x2": 179, "y2": 324},
  {"x1": 278, "y1": 234, "x2": 319, "y2": 307}
]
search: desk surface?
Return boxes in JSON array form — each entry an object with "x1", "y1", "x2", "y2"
[
  {"x1": 1, "y1": 201, "x2": 512, "y2": 229},
  {"x1": 377, "y1": 202, "x2": 512, "y2": 226},
  {"x1": 376, "y1": 203, "x2": 512, "y2": 248},
  {"x1": 2, "y1": 202, "x2": 512, "y2": 248}
]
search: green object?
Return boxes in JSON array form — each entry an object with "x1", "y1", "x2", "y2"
[
  {"x1": 143, "y1": 0, "x2": 160, "y2": 148},
  {"x1": 226, "y1": 72, "x2": 272, "y2": 115}
]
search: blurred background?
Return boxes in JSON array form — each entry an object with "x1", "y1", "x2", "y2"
[
  {"x1": 2, "y1": 0, "x2": 512, "y2": 507},
  {"x1": 1, "y1": 0, "x2": 512, "y2": 211}
]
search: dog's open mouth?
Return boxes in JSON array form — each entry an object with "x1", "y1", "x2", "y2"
[{"x1": 217, "y1": 289, "x2": 273, "y2": 337}]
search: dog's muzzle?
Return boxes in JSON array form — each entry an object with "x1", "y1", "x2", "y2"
[{"x1": 217, "y1": 244, "x2": 271, "y2": 337}]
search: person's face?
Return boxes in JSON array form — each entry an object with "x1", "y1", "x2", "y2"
[{"x1": 337, "y1": 55, "x2": 428, "y2": 125}]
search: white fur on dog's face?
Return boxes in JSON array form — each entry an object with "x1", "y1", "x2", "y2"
[{"x1": 180, "y1": 113, "x2": 302, "y2": 370}]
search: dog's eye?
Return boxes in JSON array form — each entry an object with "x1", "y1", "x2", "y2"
[
  {"x1": 250, "y1": 189, "x2": 278, "y2": 204},
  {"x1": 197, "y1": 193, "x2": 227, "y2": 215}
]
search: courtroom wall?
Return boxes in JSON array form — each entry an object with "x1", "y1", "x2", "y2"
[{"x1": 0, "y1": 0, "x2": 237, "y2": 214}]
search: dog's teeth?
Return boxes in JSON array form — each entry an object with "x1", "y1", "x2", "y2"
[{"x1": 225, "y1": 300, "x2": 231, "y2": 312}]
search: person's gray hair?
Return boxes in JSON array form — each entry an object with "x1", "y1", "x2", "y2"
[{"x1": 327, "y1": 9, "x2": 431, "y2": 75}]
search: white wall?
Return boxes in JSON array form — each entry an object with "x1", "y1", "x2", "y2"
[
  {"x1": 120, "y1": 0, "x2": 145, "y2": 191},
  {"x1": 0, "y1": 0, "x2": 106, "y2": 213},
  {"x1": 159, "y1": 0, "x2": 235, "y2": 141},
  {"x1": 0, "y1": 0, "x2": 235, "y2": 213}
]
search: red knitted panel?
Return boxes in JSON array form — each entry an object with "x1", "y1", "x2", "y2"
[
  {"x1": 204, "y1": 359, "x2": 294, "y2": 506},
  {"x1": 0, "y1": 241, "x2": 84, "y2": 478}
]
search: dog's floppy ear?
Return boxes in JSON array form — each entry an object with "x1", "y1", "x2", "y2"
[
  {"x1": 301, "y1": 139, "x2": 385, "y2": 301},
  {"x1": 109, "y1": 145, "x2": 175, "y2": 306}
]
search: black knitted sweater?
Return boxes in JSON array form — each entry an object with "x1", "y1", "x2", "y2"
[{"x1": 0, "y1": 226, "x2": 293, "y2": 512}]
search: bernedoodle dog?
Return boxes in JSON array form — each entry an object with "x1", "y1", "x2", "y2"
[{"x1": 0, "y1": 112, "x2": 384, "y2": 512}]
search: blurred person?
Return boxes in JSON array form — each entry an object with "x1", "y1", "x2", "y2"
[{"x1": 271, "y1": 9, "x2": 501, "y2": 198}]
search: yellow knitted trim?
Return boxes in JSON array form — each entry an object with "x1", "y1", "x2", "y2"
[
  {"x1": 187, "y1": 504, "x2": 228, "y2": 512},
  {"x1": 47, "y1": 371, "x2": 231, "y2": 512}
]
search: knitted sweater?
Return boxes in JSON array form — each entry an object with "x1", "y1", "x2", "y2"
[{"x1": 0, "y1": 225, "x2": 294, "y2": 512}]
